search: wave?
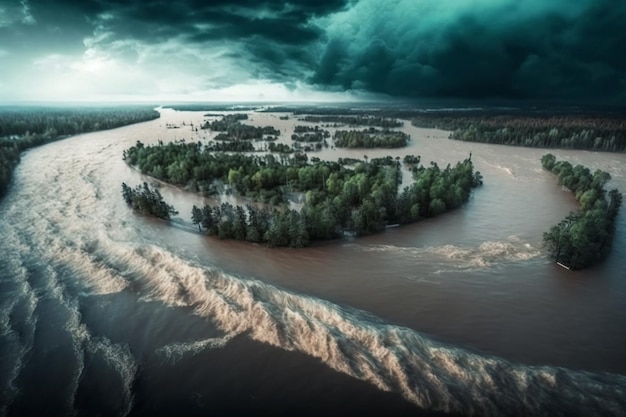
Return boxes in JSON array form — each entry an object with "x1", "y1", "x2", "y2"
[
  {"x1": 363, "y1": 238, "x2": 541, "y2": 270},
  {"x1": 483, "y1": 161, "x2": 516, "y2": 177},
  {"x1": 85, "y1": 337, "x2": 138, "y2": 417},
  {"x1": 0, "y1": 228, "x2": 137, "y2": 416},
  {"x1": 429, "y1": 240, "x2": 541, "y2": 268},
  {"x1": 0, "y1": 232, "x2": 39, "y2": 416},
  {"x1": 13, "y1": 223, "x2": 620, "y2": 415},
  {"x1": 41, "y1": 265, "x2": 89, "y2": 415},
  {"x1": 2, "y1": 126, "x2": 624, "y2": 416},
  {"x1": 115, "y1": 245, "x2": 626, "y2": 416},
  {"x1": 156, "y1": 335, "x2": 234, "y2": 363}
]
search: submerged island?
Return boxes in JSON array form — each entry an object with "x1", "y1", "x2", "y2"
[
  {"x1": 121, "y1": 182, "x2": 178, "y2": 220},
  {"x1": 541, "y1": 154, "x2": 622, "y2": 269},
  {"x1": 121, "y1": 113, "x2": 483, "y2": 247},
  {"x1": 116, "y1": 108, "x2": 621, "y2": 269},
  {"x1": 334, "y1": 128, "x2": 410, "y2": 149}
]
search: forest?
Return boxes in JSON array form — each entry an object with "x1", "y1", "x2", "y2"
[
  {"x1": 541, "y1": 154, "x2": 622, "y2": 269},
  {"x1": 205, "y1": 141, "x2": 255, "y2": 152},
  {"x1": 294, "y1": 125, "x2": 330, "y2": 134},
  {"x1": 202, "y1": 114, "x2": 280, "y2": 140},
  {"x1": 411, "y1": 113, "x2": 626, "y2": 152},
  {"x1": 123, "y1": 140, "x2": 483, "y2": 247},
  {"x1": 0, "y1": 106, "x2": 160, "y2": 198},
  {"x1": 191, "y1": 155, "x2": 482, "y2": 247},
  {"x1": 164, "y1": 104, "x2": 258, "y2": 112},
  {"x1": 291, "y1": 126, "x2": 330, "y2": 151},
  {"x1": 291, "y1": 125, "x2": 330, "y2": 143},
  {"x1": 301, "y1": 115, "x2": 403, "y2": 128},
  {"x1": 334, "y1": 128, "x2": 410, "y2": 148}
]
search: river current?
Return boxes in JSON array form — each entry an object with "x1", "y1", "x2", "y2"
[{"x1": 1, "y1": 109, "x2": 625, "y2": 416}]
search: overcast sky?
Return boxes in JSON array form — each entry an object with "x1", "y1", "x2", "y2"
[{"x1": 0, "y1": 0, "x2": 624, "y2": 103}]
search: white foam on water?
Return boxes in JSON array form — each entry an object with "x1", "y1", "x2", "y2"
[
  {"x1": 87, "y1": 337, "x2": 138, "y2": 417},
  {"x1": 2, "y1": 118, "x2": 625, "y2": 416},
  {"x1": 42, "y1": 265, "x2": 89, "y2": 415},
  {"x1": 156, "y1": 335, "x2": 234, "y2": 363},
  {"x1": 0, "y1": 242, "x2": 39, "y2": 416},
  {"x1": 363, "y1": 238, "x2": 541, "y2": 271},
  {"x1": 110, "y1": 245, "x2": 626, "y2": 416}
]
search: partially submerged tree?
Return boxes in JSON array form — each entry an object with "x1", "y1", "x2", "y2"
[
  {"x1": 541, "y1": 154, "x2": 622, "y2": 269},
  {"x1": 121, "y1": 182, "x2": 178, "y2": 220}
]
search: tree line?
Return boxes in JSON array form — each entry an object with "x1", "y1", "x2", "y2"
[
  {"x1": 0, "y1": 105, "x2": 159, "y2": 138},
  {"x1": 0, "y1": 106, "x2": 159, "y2": 198},
  {"x1": 206, "y1": 141, "x2": 255, "y2": 152},
  {"x1": 541, "y1": 154, "x2": 622, "y2": 269},
  {"x1": 334, "y1": 128, "x2": 409, "y2": 148},
  {"x1": 202, "y1": 114, "x2": 280, "y2": 140},
  {"x1": 123, "y1": 139, "x2": 483, "y2": 247},
  {"x1": 411, "y1": 113, "x2": 626, "y2": 152},
  {"x1": 191, "y1": 203, "x2": 310, "y2": 247},
  {"x1": 291, "y1": 132, "x2": 329, "y2": 143},
  {"x1": 294, "y1": 125, "x2": 330, "y2": 134},
  {"x1": 301, "y1": 115, "x2": 403, "y2": 128},
  {"x1": 124, "y1": 140, "x2": 299, "y2": 203}
]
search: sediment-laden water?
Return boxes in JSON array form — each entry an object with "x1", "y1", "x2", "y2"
[{"x1": 1, "y1": 109, "x2": 625, "y2": 416}]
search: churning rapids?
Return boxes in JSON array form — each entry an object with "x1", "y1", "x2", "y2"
[{"x1": 1, "y1": 109, "x2": 625, "y2": 416}]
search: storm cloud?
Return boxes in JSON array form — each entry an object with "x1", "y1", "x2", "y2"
[
  {"x1": 0, "y1": 0, "x2": 624, "y2": 102},
  {"x1": 312, "y1": 0, "x2": 626, "y2": 102}
]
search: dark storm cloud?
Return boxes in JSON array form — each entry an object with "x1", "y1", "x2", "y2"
[
  {"x1": 311, "y1": 0, "x2": 626, "y2": 102},
  {"x1": 8, "y1": 0, "x2": 351, "y2": 85},
  {"x1": 0, "y1": 0, "x2": 92, "y2": 55},
  {"x1": 0, "y1": 0, "x2": 352, "y2": 63},
  {"x1": 2, "y1": 0, "x2": 624, "y2": 102},
  {"x1": 19, "y1": 0, "x2": 351, "y2": 44}
]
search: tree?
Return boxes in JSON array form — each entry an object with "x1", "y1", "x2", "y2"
[
  {"x1": 125, "y1": 137, "x2": 482, "y2": 247},
  {"x1": 121, "y1": 182, "x2": 177, "y2": 220},
  {"x1": 541, "y1": 153, "x2": 556, "y2": 170},
  {"x1": 191, "y1": 205, "x2": 203, "y2": 232},
  {"x1": 121, "y1": 182, "x2": 133, "y2": 205}
]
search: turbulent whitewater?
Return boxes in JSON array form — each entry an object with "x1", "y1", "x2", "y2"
[{"x1": 1, "y1": 109, "x2": 625, "y2": 416}]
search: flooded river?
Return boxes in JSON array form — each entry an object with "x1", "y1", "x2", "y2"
[{"x1": 1, "y1": 108, "x2": 625, "y2": 416}]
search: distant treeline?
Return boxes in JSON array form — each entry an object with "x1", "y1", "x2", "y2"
[
  {"x1": 262, "y1": 104, "x2": 626, "y2": 119},
  {"x1": 202, "y1": 114, "x2": 280, "y2": 140},
  {"x1": 165, "y1": 104, "x2": 260, "y2": 112},
  {"x1": 0, "y1": 106, "x2": 159, "y2": 137},
  {"x1": 258, "y1": 106, "x2": 416, "y2": 119},
  {"x1": 334, "y1": 128, "x2": 409, "y2": 148},
  {"x1": 302, "y1": 115, "x2": 403, "y2": 128},
  {"x1": 294, "y1": 125, "x2": 329, "y2": 134},
  {"x1": 0, "y1": 106, "x2": 160, "y2": 198},
  {"x1": 291, "y1": 132, "x2": 329, "y2": 142},
  {"x1": 121, "y1": 182, "x2": 178, "y2": 219},
  {"x1": 541, "y1": 154, "x2": 622, "y2": 269},
  {"x1": 267, "y1": 143, "x2": 293, "y2": 154},
  {"x1": 291, "y1": 125, "x2": 330, "y2": 149},
  {"x1": 258, "y1": 106, "x2": 365, "y2": 115},
  {"x1": 123, "y1": 140, "x2": 482, "y2": 247},
  {"x1": 206, "y1": 141, "x2": 255, "y2": 152},
  {"x1": 411, "y1": 114, "x2": 626, "y2": 152}
]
